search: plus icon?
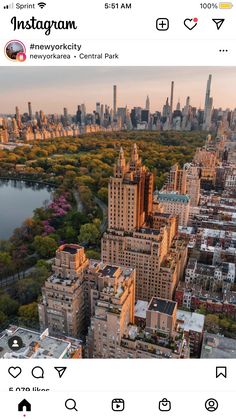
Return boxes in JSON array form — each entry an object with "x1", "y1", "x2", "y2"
[{"x1": 156, "y1": 18, "x2": 169, "y2": 31}]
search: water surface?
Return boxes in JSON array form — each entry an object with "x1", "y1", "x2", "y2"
[{"x1": 0, "y1": 179, "x2": 52, "y2": 240}]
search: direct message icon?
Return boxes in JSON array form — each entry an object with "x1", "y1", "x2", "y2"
[
  {"x1": 159, "y1": 398, "x2": 171, "y2": 412},
  {"x1": 54, "y1": 366, "x2": 67, "y2": 378}
]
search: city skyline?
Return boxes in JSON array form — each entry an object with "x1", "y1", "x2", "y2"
[{"x1": 1, "y1": 67, "x2": 236, "y2": 114}]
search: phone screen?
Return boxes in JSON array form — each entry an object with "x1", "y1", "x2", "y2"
[{"x1": 0, "y1": 1, "x2": 235, "y2": 417}]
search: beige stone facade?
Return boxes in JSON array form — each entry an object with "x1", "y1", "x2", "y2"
[{"x1": 102, "y1": 145, "x2": 188, "y2": 302}]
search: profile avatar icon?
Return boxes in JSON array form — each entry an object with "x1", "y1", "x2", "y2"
[
  {"x1": 205, "y1": 398, "x2": 218, "y2": 412},
  {"x1": 12, "y1": 339, "x2": 19, "y2": 348},
  {"x1": 5, "y1": 40, "x2": 27, "y2": 62},
  {"x1": 8, "y1": 335, "x2": 24, "y2": 351}
]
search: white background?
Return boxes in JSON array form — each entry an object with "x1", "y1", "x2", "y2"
[
  {"x1": 0, "y1": 0, "x2": 236, "y2": 65},
  {"x1": 0, "y1": 359, "x2": 235, "y2": 418},
  {"x1": 1, "y1": 1, "x2": 236, "y2": 416}
]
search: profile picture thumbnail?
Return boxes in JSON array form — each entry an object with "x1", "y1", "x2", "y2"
[{"x1": 5, "y1": 40, "x2": 26, "y2": 62}]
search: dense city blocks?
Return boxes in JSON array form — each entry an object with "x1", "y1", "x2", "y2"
[{"x1": 0, "y1": 72, "x2": 236, "y2": 358}]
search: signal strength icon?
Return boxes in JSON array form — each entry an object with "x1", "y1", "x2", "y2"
[
  {"x1": 3, "y1": 2, "x2": 14, "y2": 9},
  {"x1": 38, "y1": 2, "x2": 46, "y2": 8}
]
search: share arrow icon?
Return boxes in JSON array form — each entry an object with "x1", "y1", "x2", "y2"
[
  {"x1": 54, "y1": 367, "x2": 67, "y2": 378},
  {"x1": 212, "y1": 19, "x2": 225, "y2": 30}
]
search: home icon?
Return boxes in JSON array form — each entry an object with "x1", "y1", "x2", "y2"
[{"x1": 18, "y1": 399, "x2": 31, "y2": 412}]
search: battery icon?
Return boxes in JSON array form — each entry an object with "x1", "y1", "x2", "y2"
[{"x1": 219, "y1": 2, "x2": 233, "y2": 8}]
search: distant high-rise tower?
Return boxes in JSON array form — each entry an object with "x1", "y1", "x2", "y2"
[
  {"x1": 113, "y1": 85, "x2": 117, "y2": 119},
  {"x1": 81, "y1": 103, "x2": 86, "y2": 124},
  {"x1": 28, "y1": 102, "x2": 33, "y2": 120},
  {"x1": 146, "y1": 95, "x2": 150, "y2": 111},
  {"x1": 96, "y1": 102, "x2": 101, "y2": 117},
  {"x1": 163, "y1": 97, "x2": 170, "y2": 118},
  {"x1": 76, "y1": 105, "x2": 82, "y2": 125},
  {"x1": 15, "y1": 106, "x2": 21, "y2": 127},
  {"x1": 204, "y1": 74, "x2": 212, "y2": 112},
  {"x1": 203, "y1": 74, "x2": 213, "y2": 130},
  {"x1": 170, "y1": 81, "x2": 174, "y2": 114},
  {"x1": 63, "y1": 107, "x2": 68, "y2": 126}
]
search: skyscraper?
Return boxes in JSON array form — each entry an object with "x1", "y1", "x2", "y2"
[
  {"x1": 163, "y1": 97, "x2": 170, "y2": 118},
  {"x1": 87, "y1": 264, "x2": 135, "y2": 358},
  {"x1": 113, "y1": 85, "x2": 117, "y2": 119},
  {"x1": 96, "y1": 102, "x2": 101, "y2": 117},
  {"x1": 28, "y1": 101, "x2": 33, "y2": 120},
  {"x1": 63, "y1": 107, "x2": 68, "y2": 126},
  {"x1": 102, "y1": 145, "x2": 188, "y2": 301},
  {"x1": 108, "y1": 145, "x2": 153, "y2": 231},
  {"x1": 146, "y1": 95, "x2": 150, "y2": 111},
  {"x1": 170, "y1": 81, "x2": 174, "y2": 114},
  {"x1": 76, "y1": 105, "x2": 82, "y2": 125},
  {"x1": 203, "y1": 74, "x2": 213, "y2": 130},
  {"x1": 39, "y1": 244, "x2": 89, "y2": 337},
  {"x1": 15, "y1": 106, "x2": 21, "y2": 128}
]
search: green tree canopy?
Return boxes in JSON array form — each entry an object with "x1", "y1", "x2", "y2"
[
  {"x1": 78, "y1": 223, "x2": 100, "y2": 245},
  {"x1": 33, "y1": 236, "x2": 58, "y2": 258}
]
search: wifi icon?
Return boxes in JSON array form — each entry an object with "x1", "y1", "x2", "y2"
[{"x1": 38, "y1": 2, "x2": 46, "y2": 8}]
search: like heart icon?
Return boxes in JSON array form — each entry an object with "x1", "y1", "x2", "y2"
[
  {"x1": 8, "y1": 366, "x2": 22, "y2": 378},
  {"x1": 184, "y1": 17, "x2": 198, "y2": 30}
]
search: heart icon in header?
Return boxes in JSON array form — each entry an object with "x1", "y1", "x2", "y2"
[{"x1": 184, "y1": 18, "x2": 198, "y2": 30}]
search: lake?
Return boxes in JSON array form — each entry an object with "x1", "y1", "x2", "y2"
[{"x1": 0, "y1": 179, "x2": 52, "y2": 240}]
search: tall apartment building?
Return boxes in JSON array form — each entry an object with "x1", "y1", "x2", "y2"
[
  {"x1": 193, "y1": 147, "x2": 217, "y2": 168},
  {"x1": 87, "y1": 264, "x2": 135, "y2": 358},
  {"x1": 118, "y1": 297, "x2": 190, "y2": 359},
  {"x1": 38, "y1": 244, "x2": 89, "y2": 338},
  {"x1": 166, "y1": 163, "x2": 187, "y2": 194},
  {"x1": 156, "y1": 191, "x2": 190, "y2": 227},
  {"x1": 185, "y1": 165, "x2": 201, "y2": 207},
  {"x1": 39, "y1": 244, "x2": 136, "y2": 349},
  {"x1": 108, "y1": 144, "x2": 153, "y2": 232},
  {"x1": 165, "y1": 163, "x2": 200, "y2": 207},
  {"x1": 102, "y1": 145, "x2": 187, "y2": 302}
]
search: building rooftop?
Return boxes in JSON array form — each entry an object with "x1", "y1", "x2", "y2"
[
  {"x1": 153, "y1": 212, "x2": 173, "y2": 219},
  {"x1": 47, "y1": 274, "x2": 77, "y2": 287},
  {"x1": 62, "y1": 246, "x2": 78, "y2": 254},
  {"x1": 177, "y1": 310, "x2": 205, "y2": 334},
  {"x1": 158, "y1": 192, "x2": 190, "y2": 204},
  {"x1": 196, "y1": 264, "x2": 215, "y2": 276},
  {"x1": 135, "y1": 300, "x2": 149, "y2": 319},
  {"x1": 139, "y1": 227, "x2": 160, "y2": 235},
  {"x1": 57, "y1": 244, "x2": 83, "y2": 255},
  {"x1": 148, "y1": 297, "x2": 177, "y2": 316},
  {"x1": 99, "y1": 265, "x2": 119, "y2": 278},
  {"x1": 0, "y1": 326, "x2": 81, "y2": 359},
  {"x1": 201, "y1": 333, "x2": 236, "y2": 359},
  {"x1": 179, "y1": 226, "x2": 195, "y2": 235},
  {"x1": 187, "y1": 258, "x2": 197, "y2": 270},
  {"x1": 201, "y1": 228, "x2": 236, "y2": 240}
]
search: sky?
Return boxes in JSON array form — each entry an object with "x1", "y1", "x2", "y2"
[{"x1": 0, "y1": 67, "x2": 236, "y2": 114}]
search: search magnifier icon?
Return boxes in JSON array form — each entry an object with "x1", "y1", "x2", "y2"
[{"x1": 65, "y1": 399, "x2": 78, "y2": 412}]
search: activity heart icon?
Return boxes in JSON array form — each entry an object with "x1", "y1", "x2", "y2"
[
  {"x1": 8, "y1": 366, "x2": 22, "y2": 378},
  {"x1": 184, "y1": 18, "x2": 198, "y2": 30}
]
